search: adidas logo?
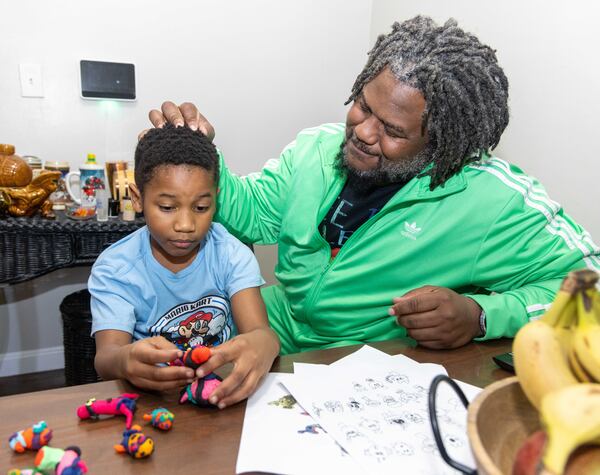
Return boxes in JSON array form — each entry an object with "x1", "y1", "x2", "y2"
[{"x1": 401, "y1": 221, "x2": 422, "y2": 240}]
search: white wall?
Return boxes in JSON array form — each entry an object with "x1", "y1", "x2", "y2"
[
  {"x1": 0, "y1": 0, "x2": 373, "y2": 376},
  {"x1": 371, "y1": 0, "x2": 600, "y2": 240}
]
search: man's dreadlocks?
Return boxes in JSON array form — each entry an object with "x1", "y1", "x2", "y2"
[{"x1": 347, "y1": 15, "x2": 509, "y2": 189}]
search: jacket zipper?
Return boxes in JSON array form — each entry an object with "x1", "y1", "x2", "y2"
[{"x1": 302, "y1": 204, "x2": 395, "y2": 321}]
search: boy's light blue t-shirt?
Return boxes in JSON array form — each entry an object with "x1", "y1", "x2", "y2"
[{"x1": 89, "y1": 223, "x2": 264, "y2": 350}]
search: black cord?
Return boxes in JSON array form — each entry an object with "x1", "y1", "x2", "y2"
[{"x1": 428, "y1": 374, "x2": 477, "y2": 474}]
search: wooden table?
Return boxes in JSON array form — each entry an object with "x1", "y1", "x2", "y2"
[{"x1": 0, "y1": 339, "x2": 512, "y2": 474}]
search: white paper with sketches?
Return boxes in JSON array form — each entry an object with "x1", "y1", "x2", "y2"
[
  {"x1": 236, "y1": 372, "x2": 364, "y2": 475},
  {"x1": 284, "y1": 346, "x2": 481, "y2": 475}
]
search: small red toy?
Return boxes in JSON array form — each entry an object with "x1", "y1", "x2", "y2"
[
  {"x1": 169, "y1": 345, "x2": 211, "y2": 369},
  {"x1": 76, "y1": 393, "x2": 139, "y2": 429}
]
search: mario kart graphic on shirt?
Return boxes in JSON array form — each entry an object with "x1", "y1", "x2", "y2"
[{"x1": 149, "y1": 295, "x2": 233, "y2": 349}]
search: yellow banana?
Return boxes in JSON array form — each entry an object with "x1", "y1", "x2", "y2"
[
  {"x1": 540, "y1": 383, "x2": 600, "y2": 475},
  {"x1": 512, "y1": 272, "x2": 591, "y2": 409},
  {"x1": 555, "y1": 299, "x2": 594, "y2": 383},
  {"x1": 513, "y1": 319, "x2": 579, "y2": 410},
  {"x1": 554, "y1": 298, "x2": 576, "y2": 351},
  {"x1": 572, "y1": 287, "x2": 600, "y2": 383},
  {"x1": 569, "y1": 345, "x2": 594, "y2": 383}
]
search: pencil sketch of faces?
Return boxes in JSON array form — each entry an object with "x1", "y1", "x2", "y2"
[
  {"x1": 385, "y1": 371, "x2": 409, "y2": 384},
  {"x1": 365, "y1": 377, "x2": 385, "y2": 389},
  {"x1": 395, "y1": 389, "x2": 425, "y2": 404},
  {"x1": 447, "y1": 393, "x2": 468, "y2": 411},
  {"x1": 382, "y1": 394, "x2": 400, "y2": 406},
  {"x1": 352, "y1": 381, "x2": 367, "y2": 391},
  {"x1": 359, "y1": 417, "x2": 381, "y2": 433},
  {"x1": 443, "y1": 433, "x2": 464, "y2": 448},
  {"x1": 361, "y1": 395, "x2": 381, "y2": 407},
  {"x1": 347, "y1": 397, "x2": 363, "y2": 411},
  {"x1": 403, "y1": 411, "x2": 425, "y2": 424},
  {"x1": 311, "y1": 403, "x2": 323, "y2": 417},
  {"x1": 383, "y1": 411, "x2": 408, "y2": 429},
  {"x1": 364, "y1": 444, "x2": 392, "y2": 463},
  {"x1": 391, "y1": 441, "x2": 414, "y2": 456},
  {"x1": 338, "y1": 423, "x2": 366, "y2": 441},
  {"x1": 324, "y1": 400, "x2": 344, "y2": 413},
  {"x1": 434, "y1": 407, "x2": 463, "y2": 428},
  {"x1": 418, "y1": 434, "x2": 440, "y2": 455}
]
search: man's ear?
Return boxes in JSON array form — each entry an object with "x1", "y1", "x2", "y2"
[{"x1": 129, "y1": 184, "x2": 143, "y2": 213}]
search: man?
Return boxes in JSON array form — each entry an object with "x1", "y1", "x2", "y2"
[{"x1": 148, "y1": 16, "x2": 600, "y2": 354}]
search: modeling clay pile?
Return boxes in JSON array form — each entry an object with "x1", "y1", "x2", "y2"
[{"x1": 7, "y1": 344, "x2": 221, "y2": 471}]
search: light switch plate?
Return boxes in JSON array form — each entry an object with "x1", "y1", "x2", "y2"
[{"x1": 19, "y1": 63, "x2": 44, "y2": 97}]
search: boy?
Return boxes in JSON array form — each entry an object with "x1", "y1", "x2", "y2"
[{"x1": 89, "y1": 124, "x2": 280, "y2": 409}]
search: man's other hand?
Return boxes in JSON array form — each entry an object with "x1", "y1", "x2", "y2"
[{"x1": 388, "y1": 286, "x2": 482, "y2": 349}]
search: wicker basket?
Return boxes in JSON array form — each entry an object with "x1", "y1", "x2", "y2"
[
  {"x1": 0, "y1": 213, "x2": 143, "y2": 284},
  {"x1": 60, "y1": 289, "x2": 101, "y2": 385}
]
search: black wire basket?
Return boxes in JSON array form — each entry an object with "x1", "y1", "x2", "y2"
[{"x1": 60, "y1": 289, "x2": 101, "y2": 386}]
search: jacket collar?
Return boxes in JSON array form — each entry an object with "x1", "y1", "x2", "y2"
[{"x1": 384, "y1": 165, "x2": 468, "y2": 208}]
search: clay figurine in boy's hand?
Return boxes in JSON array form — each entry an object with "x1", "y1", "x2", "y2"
[
  {"x1": 194, "y1": 327, "x2": 280, "y2": 409},
  {"x1": 94, "y1": 333, "x2": 196, "y2": 392},
  {"x1": 172, "y1": 344, "x2": 223, "y2": 408}
]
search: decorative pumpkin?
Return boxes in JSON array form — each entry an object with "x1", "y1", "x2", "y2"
[
  {"x1": 0, "y1": 144, "x2": 60, "y2": 218},
  {"x1": 0, "y1": 144, "x2": 32, "y2": 187}
]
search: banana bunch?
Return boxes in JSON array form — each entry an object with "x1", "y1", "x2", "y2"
[
  {"x1": 512, "y1": 269, "x2": 600, "y2": 474},
  {"x1": 513, "y1": 269, "x2": 599, "y2": 410}
]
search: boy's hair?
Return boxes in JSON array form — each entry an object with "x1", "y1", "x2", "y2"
[{"x1": 134, "y1": 124, "x2": 220, "y2": 193}]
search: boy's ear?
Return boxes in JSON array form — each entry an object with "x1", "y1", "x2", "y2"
[{"x1": 129, "y1": 184, "x2": 143, "y2": 213}]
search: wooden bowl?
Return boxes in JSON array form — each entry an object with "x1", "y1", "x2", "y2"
[{"x1": 467, "y1": 376, "x2": 540, "y2": 475}]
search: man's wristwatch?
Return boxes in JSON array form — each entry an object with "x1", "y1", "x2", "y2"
[{"x1": 478, "y1": 309, "x2": 487, "y2": 337}]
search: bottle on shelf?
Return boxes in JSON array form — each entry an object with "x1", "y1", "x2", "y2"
[{"x1": 95, "y1": 188, "x2": 108, "y2": 222}]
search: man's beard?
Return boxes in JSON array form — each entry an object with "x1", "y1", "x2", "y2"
[{"x1": 336, "y1": 135, "x2": 432, "y2": 194}]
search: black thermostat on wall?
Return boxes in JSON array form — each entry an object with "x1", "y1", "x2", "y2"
[{"x1": 80, "y1": 60, "x2": 136, "y2": 101}]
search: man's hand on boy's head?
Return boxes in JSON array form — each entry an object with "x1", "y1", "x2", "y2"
[
  {"x1": 121, "y1": 336, "x2": 196, "y2": 391},
  {"x1": 194, "y1": 328, "x2": 280, "y2": 409},
  {"x1": 142, "y1": 101, "x2": 215, "y2": 141}
]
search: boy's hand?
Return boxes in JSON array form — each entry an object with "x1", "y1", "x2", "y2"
[
  {"x1": 120, "y1": 336, "x2": 196, "y2": 391},
  {"x1": 194, "y1": 328, "x2": 279, "y2": 409},
  {"x1": 388, "y1": 286, "x2": 482, "y2": 349}
]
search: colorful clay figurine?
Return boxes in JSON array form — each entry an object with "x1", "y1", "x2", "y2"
[
  {"x1": 143, "y1": 408, "x2": 174, "y2": 431},
  {"x1": 169, "y1": 345, "x2": 211, "y2": 369},
  {"x1": 171, "y1": 344, "x2": 223, "y2": 407},
  {"x1": 8, "y1": 421, "x2": 53, "y2": 453},
  {"x1": 34, "y1": 446, "x2": 88, "y2": 475},
  {"x1": 179, "y1": 373, "x2": 223, "y2": 407},
  {"x1": 114, "y1": 424, "x2": 154, "y2": 459},
  {"x1": 7, "y1": 469, "x2": 43, "y2": 475},
  {"x1": 76, "y1": 393, "x2": 139, "y2": 429}
]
